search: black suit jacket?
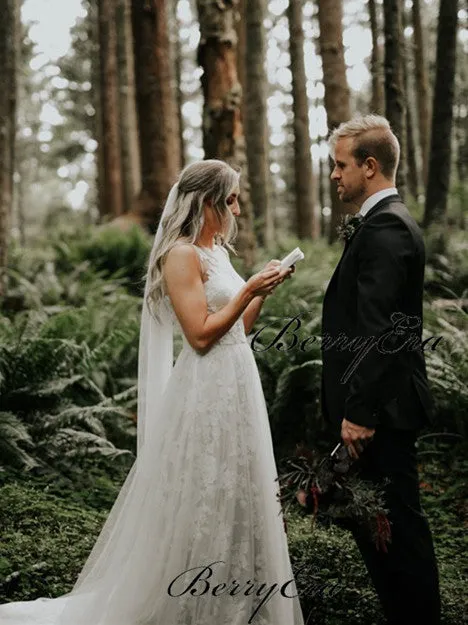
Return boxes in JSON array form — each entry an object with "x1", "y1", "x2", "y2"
[{"x1": 321, "y1": 194, "x2": 436, "y2": 434}]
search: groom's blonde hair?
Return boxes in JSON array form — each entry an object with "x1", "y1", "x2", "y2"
[{"x1": 329, "y1": 114, "x2": 400, "y2": 180}]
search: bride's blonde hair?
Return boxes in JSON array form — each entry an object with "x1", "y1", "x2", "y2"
[{"x1": 145, "y1": 159, "x2": 240, "y2": 320}]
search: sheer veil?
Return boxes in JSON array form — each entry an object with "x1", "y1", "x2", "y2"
[
  {"x1": 48, "y1": 183, "x2": 180, "y2": 623},
  {"x1": 136, "y1": 182, "x2": 178, "y2": 456}
]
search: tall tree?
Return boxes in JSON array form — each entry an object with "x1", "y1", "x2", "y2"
[
  {"x1": 242, "y1": 0, "x2": 274, "y2": 248},
  {"x1": 13, "y1": 12, "x2": 34, "y2": 246},
  {"x1": 383, "y1": 0, "x2": 407, "y2": 198},
  {"x1": 196, "y1": 0, "x2": 256, "y2": 270},
  {"x1": 98, "y1": 0, "x2": 124, "y2": 218},
  {"x1": 412, "y1": 0, "x2": 431, "y2": 185},
  {"x1": 132, "y1": 0, "x2": 181, "y2": 232},
  {"x1": 423, "y1": 0, "x2": 459, "y2": 227},
  {"x1": 169, "y1": 0, "x2": 186, "y2": 169},
  {"x1": 86, "y1": 0, "x2": 107, "y2": 222},
  {"x1": 288, "y1": 0, "x2": 317, "y2": 240},
  {"x1": 116, "y1": 0, "x2": 141, "y2": 213},
  {"x1": 318, "y1": 157, "x2": 327, "y2": 238},
  {"x1": 404, "y1": 72, "x2": 419, "y2": 200},
  {"x1": 403, "y1": 5, "x2": 420, "y2": 198},
  {"x1": 368, "y1": 0, "x2": 385, "y2": 115},
  {"x1": 0, "y1": 0, "x2": 18, "y2": 296},
  {"x1": 454, "y1": 42, "x2": 467, "y2": 228},
  {"x1": 237, "y1": 0, "x2": 247, "y2": 98},
  {"x1": 317, "y1": 0, "x2": 351, "y2": 243}
]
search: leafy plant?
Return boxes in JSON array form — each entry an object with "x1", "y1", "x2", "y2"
[{"x1": 0, "y1": 303, "x2": 140, "y2": 474}]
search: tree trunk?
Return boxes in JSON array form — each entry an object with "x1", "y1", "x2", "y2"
[
  {"x1": 288, "y1": 0, "x2": 318, "y2": 240},
  {"x1": 405, "y1": 89, "x2": 419, "y2": 199},
  {"x1": 87, "y1": 1, "x2": 107, "y2": 222},
  {"x1": 16, "y1": 160, "x2": 26, "y2": 246},
  {"x1": 170, "y1": 0, "x2": 186, "y2": 169},
  {"x1": 383, "y1": 0, "x2": 407, "y2": 198},
  {"x1": 0, "y1": 0, "x2": 18, "y2": 296},
  {"x1": 13, "y1": 1, "x2": 24, "y2": 246},
  {"x1": 244, "y1": 0, "x2": 274, "y2": 248},
  {"x1": 317, "y1": 0, "x2": 351, "y2": 244},
  {"x1": 455, "y1": 47, "x2": 467, "y2": 229},
  {"x1": 319, "y1": 157, "x2": 327, "y2": 239},
  {"x1": 98, "y1": 0, "x2": 124, "y2": 218},
  {"x1": 368, "y1": 0, "x2": 385, "y2": 115},
  {"x1": 196, "y1": 0, "x2": 256, "y2": 271},
  {"x1": 116, "y1": 0, "x2": 141, "y2": 213},
  {"x1": 423, "y1": 0, "x2": 459, "y2": 227},
  {"x1": 236, "y1": 0, "x2": 246, "y2": 108},
  {"x1": 132, "y1": 0, "x2": 181, "y2": 232},
  {"x1": 403, "y1": 6, "x2": 419, "y2": 199},
  {"x1": 412, "y1": 0, "x2": 431, "y2": 186}
]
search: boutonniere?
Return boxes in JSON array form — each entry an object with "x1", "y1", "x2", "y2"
[{"x1": 336, "y1": 214, "x2": 364, "y2": 243}]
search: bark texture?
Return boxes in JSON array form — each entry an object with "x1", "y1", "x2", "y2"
[
  {"x1": 412, "y1": 0, "x2": 431, "y2": 185},
  {"x1": 244, "y1": 0, "x2": 274, "y2": 247},
  {"x1": 0, "y1": 0, "x2": 18, "y2": 296},
  {"x1": 423, "y1": 0, "x2": 459, "y2": 227},
  {"x1": 383, "y1": 0, "x2": 407, "y2": 198},
  {"x1": 98, "y1": 0, "x2": 124, "y2": 217},
  {"x1": 116, "y1": 0, "x2": 142, "y2": 213},
  {"x1": 317, "y1": 0, "x2": 351, "y2": 243},
  {"x1": 132, "y1": 0, "x2": 181, "y2": 232},
  {"x1": 288, "y1": 0, "x2": 317, "y2": 239},
  {"x1": 196, "y1": 0, "x2": 256, "y2": 270},
  {"x1": 368, "y1": 0, "x2": 385, "y2": 115}
]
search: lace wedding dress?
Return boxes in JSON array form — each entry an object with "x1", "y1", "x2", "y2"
[{"x1": 0, "y1": 243, "x2": 305, "y2": 625}]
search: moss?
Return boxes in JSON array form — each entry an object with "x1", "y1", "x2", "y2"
[{"x1": 0, "y1": 481, "x2": 107, "y2": 601}]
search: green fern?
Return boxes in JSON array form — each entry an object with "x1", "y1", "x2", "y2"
[
  {"x1": 46, "y1": 428, "x2": 133, "y2": 462},
  {"x1": 0, "y1": 412, "x2": 40, "y2": 472},
  {"x1": 0, "y1": 304, "x2": 139, "y2": 473}
]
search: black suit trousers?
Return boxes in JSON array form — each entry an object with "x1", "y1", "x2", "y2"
[{"x1": 346, "y1": 426, "x2": 441, "y2": 625}]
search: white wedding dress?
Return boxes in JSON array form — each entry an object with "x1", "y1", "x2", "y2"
[{"x1": 0, "y1": 243, "x2": 304, "y2": 625}]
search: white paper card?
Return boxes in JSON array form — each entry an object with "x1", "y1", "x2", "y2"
[{"x1": 279, "y1": 247, "x2": 304, "y2": 270}]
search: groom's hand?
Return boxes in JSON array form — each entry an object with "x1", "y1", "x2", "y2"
[
  {"x1": 341, "y1": 418, "x2": 375, "y2": 460},
  {"x1": 296, "y1": 489, "x2": 308, "y2": 509}
]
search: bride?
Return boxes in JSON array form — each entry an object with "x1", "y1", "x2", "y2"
[{"x1": 0, "y1": 159, "x2": 305, "y2": 624}]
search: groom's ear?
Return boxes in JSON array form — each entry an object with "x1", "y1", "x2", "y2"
[{"x1": 364, "y1": 156, "x2": 378, "y2": 178}]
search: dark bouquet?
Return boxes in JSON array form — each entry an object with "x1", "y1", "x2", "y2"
[{"x1": 276, "y1": 440, "x2": 392, "y2": 552}]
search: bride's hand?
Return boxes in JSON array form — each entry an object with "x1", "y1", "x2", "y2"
[
  {"x1": 263, "y1": 259, "x2": 295, "y2": 282},
  {"x1": 246, "y1": 266, "x2": 283, "y2": 297},
  {"x1": 263, "y1": 259, "x2": 282, "y2": 271}
]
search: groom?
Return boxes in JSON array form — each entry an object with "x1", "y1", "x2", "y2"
[{"x1": 310, "y1": 115, "x2": 441, "y2": 624}]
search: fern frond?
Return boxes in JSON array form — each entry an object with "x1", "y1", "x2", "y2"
[
  {"x1": 0, "y1": 412, "x2": 40, "y2": 471},
  {"x1": 49, "y1": 428, "x2": 133, "y2": 461}
]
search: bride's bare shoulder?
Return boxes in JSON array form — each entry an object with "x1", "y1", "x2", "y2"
[
  {"x1": 164, "y1": 241, "x2": 208, "y2": 283},
  {"x1": 167, "y1": 240, "x2": 198, "y2": 257}
]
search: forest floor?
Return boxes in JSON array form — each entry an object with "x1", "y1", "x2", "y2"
[{"x1": 0, "y1": 441, "x2": 466, "y2": 625}]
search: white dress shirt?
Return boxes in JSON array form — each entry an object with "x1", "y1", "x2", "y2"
[{"x1": 357, "y1": 187, "x2": 398, "y2": 218}]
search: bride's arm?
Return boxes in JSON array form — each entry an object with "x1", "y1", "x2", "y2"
[
  {"x1": 242, "y1": 295, "x2": 267, "y2": 335},
  {"x1": 164, "y1": 244, "x2": 281, "y2": 353}
]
